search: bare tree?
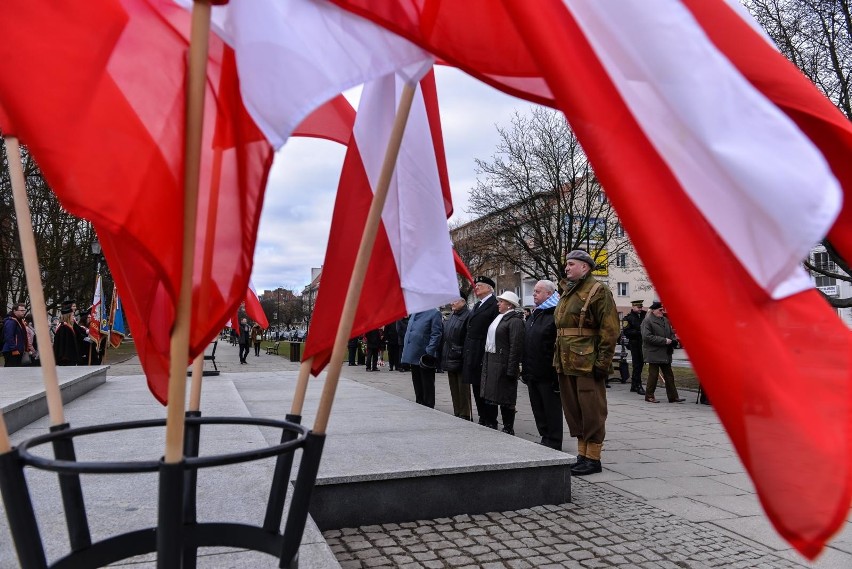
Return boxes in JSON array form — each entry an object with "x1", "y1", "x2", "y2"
[
  {"x1": 745, "y1": 0, "x2": 852, "y2": 307},
  {"x1": 1, "y1": 136, "x2": 105, "y2": 314},
  {"x1": 460, "y1": 108, "x2": 634, "y2": 282}
]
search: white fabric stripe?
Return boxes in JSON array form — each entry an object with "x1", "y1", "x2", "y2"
[
  {"x1": 563, "y1": 0, "x2": 841, "y2": 299},
  {"x1": 175, "y1": 0, "x2": 431, "y2": 149},
  {"x1": 354, "y1": 73, "x2": 459, "y2": 312}
]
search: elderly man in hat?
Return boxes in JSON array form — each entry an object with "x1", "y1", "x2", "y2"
[
  {"x1": 462, "y1": 275, "x2": 500, "y2": 428},
  {"x1": 623, "y1": 299, "x2": 647, "y2": 395},
  {"x1": 641, "y1": 301, "x2": 685, "y2": 403},
  {"x1": 553, "y1": 250, "x2": 620, "y2": 475}
]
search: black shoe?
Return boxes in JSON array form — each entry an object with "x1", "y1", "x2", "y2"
[
  {"x1": 501, "y1": 426, "x2": 515, "y2": 436},
  {"x1": 574, "y1": 455, "x2": 587, "y2": 466},
  {"x1": 669, "y1": 398, "x2": 685, "y2": 403},
  {"x1": 629, "y1": 386, "x2": 637, "y2": 392},
  {"x1": 571, "y1": 458, "x2": 602, "y2": 476},
  {"x1": 636, "y1": 386, "x2": 646, "y2": 395}
]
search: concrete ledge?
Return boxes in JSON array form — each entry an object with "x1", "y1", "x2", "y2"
[
  {"x1": 310, "y1": 463, "x2": 570, "y2": 530},
  {"x1": 0, "y1": 366, "x2": 108, "y2": 434}
]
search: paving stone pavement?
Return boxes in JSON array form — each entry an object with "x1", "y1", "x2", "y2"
[
  {"x1": 108, "y1": 343, "x2": 852, "y2": 568},
  {"x1": 320, "y1": 359, "x2": 852, "y2": 569}
]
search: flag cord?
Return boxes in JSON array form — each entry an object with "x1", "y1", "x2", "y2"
[
  {"x1": 163, "y1": 0, "x2": 211, "y2": 464},
  {"x1": 6, "y1": 135, "x2": 65, "y2": 430},
  {"x1": 312, "y1": 82, "x2": 417, "y2": 435},
  {"x1": 290, "y1": 358, "x2": 313, "y2": 416}
]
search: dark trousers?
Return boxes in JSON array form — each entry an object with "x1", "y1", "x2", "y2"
[
  {"x1": 253, "y1": 342, "x2": 261, "y2": 356},
  {"x1": 239, "y1": 344, "x2": 250, "y2": 362},
  {"x1": 527, "y1": 379, "x2": 564, "y2": 450},
  {"x1": 365, "y1": 349, "x2": 378, "y2": 370},
  {"x1": 629, "y1": 343, "x2": 644, "y2": 388},
  {"x1": 410, "y1": 365, "x2": 435, "y2": 408},
  {"x1": 558, "y1": 374, "x2": 607, "y2": 445},
  {"x1": 386, "y1": 344, "x2": 399, "y2": 370},
  {"x1": 348, "y1": 346, "x2": 357, "y2": 366},
  {"x1": 646, "y1": 363, "x2": 680, "y2": 402},
  {"x1": 3, "y1": 351, "x2": 22, "y2": 367},
  {"x1": 447, "y1": 370, "x2": 471, "y2": 419},
  {"x1": 473, "y1": 389, "x2": 498, "y2": 427}
]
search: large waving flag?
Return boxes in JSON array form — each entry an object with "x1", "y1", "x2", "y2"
[
  {"x1": 303, "y1": 69, "x2": 460, "y2": 374},
  {"x1": 0, "y1": 0, "x2": 274, "y2": 404},
  {"x1": 329, "y1": 0, "x2": 852, "y2": 557}
]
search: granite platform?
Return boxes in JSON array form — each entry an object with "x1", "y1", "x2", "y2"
[
  {"x1": 1, "y1": 366, "x2": 572, "y2": 568},
  {"x1": 0, "y1": 365, "x2": 108, "y2": 434}
]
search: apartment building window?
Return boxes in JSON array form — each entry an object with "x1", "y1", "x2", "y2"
[
  {"x1": 500, "y1": 262, "x2": 506, "y2": 275},
  {"x1": 813, "y1": 251, "x2": 836, "y2": 272},
  {"x1": 617, "y1": 282, "x2": 628, "y2": 297},
  {"x1": 614, "y1": 223, "x2": 625, "y2": 238},
  {"x1": 816, "y1": 275, "x2": 836, "y2": 288},
  {"x1": 616, "y1": 253, "x2": 627, "y2": 268}
]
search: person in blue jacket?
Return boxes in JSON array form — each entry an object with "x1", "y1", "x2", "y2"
[{"x1": 400, "y1": 308, "x2": 443, "y2": 408}]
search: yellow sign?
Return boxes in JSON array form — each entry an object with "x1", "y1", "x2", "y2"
[{"x1": 592, "y1": 249, "x2": 608, "y2": 276}]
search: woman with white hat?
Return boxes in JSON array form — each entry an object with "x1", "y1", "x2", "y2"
[{"x1": 480, "y1": 291, "x2": 525, "y2": 435}]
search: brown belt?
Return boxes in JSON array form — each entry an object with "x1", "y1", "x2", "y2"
[{"x1": 557, "y1": 328, "x2": 599, "y2": 337}]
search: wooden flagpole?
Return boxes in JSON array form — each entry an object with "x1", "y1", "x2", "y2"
[
  {"x1": 188, "y1": 146, "x2": 223, "y2": 413},
  {"x1": 163, "y1": 0, "x2": 210, "y2": 464},
  {"x1": 5, "y1": 135, "x2": 65, "y2": 427},
  {"x1": 290, "y1": 358, "x2": 313, "y2": 416},
  {"x1": 312, "y1": 82, "x2": 417, "y2": 435},
  {"x1": 0, "y1": 409, "x2": 9, "y2": 453}
]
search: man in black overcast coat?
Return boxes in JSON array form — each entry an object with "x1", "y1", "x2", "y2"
[{"x1": 462, "y1": 276, "x2": 499, "y2": 428}]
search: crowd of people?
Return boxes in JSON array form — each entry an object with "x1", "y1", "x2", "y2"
[
  {"x1": 2, "y1": 299, "x2": 107, "y2": 368},
  {"x1": 347, "y1": 248, "x2": 689, "y2": 477}
]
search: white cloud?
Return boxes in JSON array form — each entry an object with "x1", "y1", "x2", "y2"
[{"x1": 251, "y1": 67, "x2": 536, "y2": 294}]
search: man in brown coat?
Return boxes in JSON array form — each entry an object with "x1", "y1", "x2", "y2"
[{"x1": 553, "y1": 250, "x2": 620, "y2": 475}]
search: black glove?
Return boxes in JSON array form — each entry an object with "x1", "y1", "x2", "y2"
[{"x1": 592, "y1": 366, "x2": 608, "y2": 381}]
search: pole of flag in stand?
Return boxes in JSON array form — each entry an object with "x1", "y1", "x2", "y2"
[
  {"x1": 4, "y1": 135, "x2": 65, "y2": 429},
  {"x1": 313, "y1": 64, "x2": 438, "y2": 434},
  {"x1": 162, "y1": 0, "x2": 210, "y2": 465},
  {"x1": 302, "y1": 68, "x2": 462, "y2": 376}
]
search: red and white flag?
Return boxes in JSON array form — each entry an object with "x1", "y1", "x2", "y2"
[
  {"x1": 329, "y1": 0, "x2": 852, "y2": 557},
  {"x1": 303, "y1": 68, "x2": 460, "y2": 374},
  {"x1": 244, "y1": 281, "x2": 269, "y2": 329}
]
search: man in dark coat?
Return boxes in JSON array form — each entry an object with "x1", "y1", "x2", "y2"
[
  {"x1": 623, "y1": 299, "x2": 647, "y2": 395},
  {"x1": 522, "y1": 280, "x2": 563, "y2": 450},
  {"x1": 383, "y1": 322, "x2": 400, "y2": 371},
  {"x1": 238, "y1": 317, "x2": 251, "y2": 364},
  {"x1": 440, "y1": 290, "x2": 471, "y2": 420},
  {"x1": 2, "y1": 303, "x2": 27, "y2": 367},
  {"x1": 462, "y1": 275, "x2": 499, "y2": 428},
  {"x1": 364, "y1": 328, "x2": 382, "y2": 371}
]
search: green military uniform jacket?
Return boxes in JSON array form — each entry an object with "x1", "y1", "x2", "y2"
[{"x1": 553, "y1": 274, "x2": 620, "y2": 377}]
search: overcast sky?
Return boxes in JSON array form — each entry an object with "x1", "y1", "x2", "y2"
[{"x1": 250, "y1": 66, "x2": 540, "y2": 295}]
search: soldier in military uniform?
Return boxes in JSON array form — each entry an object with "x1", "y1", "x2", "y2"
[
  {"x1": 553, "y1": 250, "x2": 620, "y2": 476},
  {"x1": 623, "y1": 299, "x2": 647, "y2": 395}
]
